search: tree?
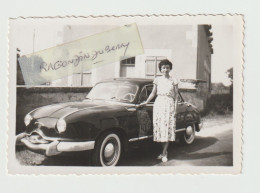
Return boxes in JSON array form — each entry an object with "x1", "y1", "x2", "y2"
[
  {"x1": 226, "y1": 67, "x2": 233, "y2": 111},
  {"x1": 226, "y1": 67, "x2": 233, "y2": 93},
  {"x1": 17, "y1": 48, "x2": 25, "y2": 85},
  {"x1": 226, "y1": 67, "x2": 233, "y2": 84}
]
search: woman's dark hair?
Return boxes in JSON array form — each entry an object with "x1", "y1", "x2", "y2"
[{"x1": 158, "y1": 59, "x2": 173, "y2": 72}]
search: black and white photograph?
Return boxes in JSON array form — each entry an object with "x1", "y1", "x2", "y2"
[{"x1": 8, "y1": 15, "x2": 243, "y2": 174}]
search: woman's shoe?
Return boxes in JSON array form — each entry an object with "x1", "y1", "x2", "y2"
[
  {"x1": 157, "y1": 151, "x2": 167, "y2": 159},
  {"x1": 162, "y1": 156, "x2": 168, "y2": 162}
]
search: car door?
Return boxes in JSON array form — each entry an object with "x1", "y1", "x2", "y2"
[
  {"x1": 135, "y1": 84, "x2": 155, "y2": 138},
  {"x1": 176, "y1": 92, "x2": 189, "y2": 129}
]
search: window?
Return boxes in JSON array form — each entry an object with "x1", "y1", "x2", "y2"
[
  {"x1": 120, "y1": 57, "x2": 135, "y2": 77},
  {"x1": 50, "y1": 71, "x2": 92, "y2": 87},
  {"x1": 70, "y1": 72, "x2": 92, "y2": 87},
  {"x1": 121, "y1": 57, "x2": 135, "y2": 65},
  {"x1": 145, "y1": 56, "x2": 167, "y2": 78},
  {"x1": 87, "y1": 82, "x2": 138, "y2": 103}
]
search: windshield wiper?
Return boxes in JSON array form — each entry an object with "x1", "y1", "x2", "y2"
[{"x1": 110, "y1": 97, "x2": 120, "y2": 101}]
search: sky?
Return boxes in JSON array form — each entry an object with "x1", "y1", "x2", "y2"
[{"x1": 211, "y1": 25, "x2": 233, "y2": 86}]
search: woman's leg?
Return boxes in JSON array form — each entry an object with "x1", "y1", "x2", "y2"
[{"x1": 161, "y1": 142, "x2": 169, "y2": 156}]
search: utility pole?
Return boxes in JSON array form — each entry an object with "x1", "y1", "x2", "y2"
[{"x1": 32, "y1": 29, "x2": 35, "y2": 67}]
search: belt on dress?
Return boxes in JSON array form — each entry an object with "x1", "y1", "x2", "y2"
[{"x1": 158, "y1": 94, "x2": 175, "y2": 100}]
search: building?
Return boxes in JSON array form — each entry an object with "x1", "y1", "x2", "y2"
[{"x1": 17, "y1": 24, "x2": 213, "y2": 111}]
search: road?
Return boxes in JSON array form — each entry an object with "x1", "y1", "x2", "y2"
[
  {"x1": 16, "y1": 114, "x2": 233, "y2": 166},
  {"x1": 121, "y1": 114, "x2": 233, "y2": 166}
]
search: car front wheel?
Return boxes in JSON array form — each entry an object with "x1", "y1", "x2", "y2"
[
  {"x1": 181, "y1": 124, "x2": 196, "y2": 145},
  {"x1": 92, "y1": 133, "x2": 121, "y2": 166}
]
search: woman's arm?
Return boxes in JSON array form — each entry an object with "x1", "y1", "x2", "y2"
[
  {"x1": 146, "y1": 84, "x2": 157, "y2": 103},
  {"x1": 140, "y1": 84, "x2": 157, "y2": 106}
]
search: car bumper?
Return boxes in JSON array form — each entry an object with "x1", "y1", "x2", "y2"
[{"x1": 16, "y1": 133, "x2": 95, "y2": 156}]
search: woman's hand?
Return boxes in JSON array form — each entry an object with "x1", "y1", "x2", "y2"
[
  {"x1": 139, "y1": 101, "x2": 148, "y2": 107},
  {"x1": 173, "y1": 111, "x2": 177, "y2": 118}
]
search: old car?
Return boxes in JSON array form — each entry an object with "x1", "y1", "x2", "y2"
[{"x1": 16, "y1": 78, "x2": 203, "y2": 166}]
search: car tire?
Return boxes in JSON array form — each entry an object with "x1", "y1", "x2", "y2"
[
  {"x1": 92, "y1": 132, "x2": 121, "y2": 166},
  {"x1": 180, "y1": 124, "x2": 196, "y2": 145}
]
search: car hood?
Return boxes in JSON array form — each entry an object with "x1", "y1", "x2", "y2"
[{"x1": 30, "y1": 100, "x2": 125, "y2": 119}]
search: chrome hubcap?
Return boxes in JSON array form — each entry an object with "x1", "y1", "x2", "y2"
[
  {"x1": 100, "y1": 134, "x2": 121, "y2": 166},
  {"x1": 186, "y1": 126, "x2": 193, "y2": 135},
  {"x1": 185, "y1": 125, "x2": 195, "y2": 143},
  {"x1": 104, "y1": 143, "x2": 115, "y2": 159}
]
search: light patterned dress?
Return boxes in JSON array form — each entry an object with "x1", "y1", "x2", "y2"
[{"x1": 153, "y1": 76, "x2": 178, "y2": 142}]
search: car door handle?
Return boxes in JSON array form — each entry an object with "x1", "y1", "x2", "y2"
[{"x1": 126, "y1": 107, "x2": 137, "y2": 112}]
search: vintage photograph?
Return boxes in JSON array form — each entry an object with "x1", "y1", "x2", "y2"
[{"x1": 8, "y1": 15, "x2": 243, "y2": 174}]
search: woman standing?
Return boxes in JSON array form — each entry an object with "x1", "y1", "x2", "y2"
[{"x1": 140, "y1": 59, "x2": 178, "y2": 162}]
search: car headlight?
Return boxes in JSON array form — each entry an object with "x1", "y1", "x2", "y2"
[
  {"x1": 56, "y1": 118, "x2": 66, "y2": 133},
  {"x1": 24, "y1": 114, "x2": 32, "y2": 126}
]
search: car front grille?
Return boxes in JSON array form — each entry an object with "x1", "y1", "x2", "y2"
[{"x1": 26, "y1": 133, "x2": 51, "y2": 144}]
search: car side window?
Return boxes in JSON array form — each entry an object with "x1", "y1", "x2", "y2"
[
  {"x1": 146, "y1": 86, "x2": 156, "y2": 102},
  {"x1": 138, "y1": 85, "x2": 156, "y2": 104}
]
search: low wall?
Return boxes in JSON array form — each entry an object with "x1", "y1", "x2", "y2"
[
  {"x1": 180, "y1": 89, "x2": 206, "y2": 112},
  {"x1": 16, "y1": 87, "x2": 91, "y2": 134},
  {"x1": 206, "y1": 94, "x2": 233, "y2": 114}
]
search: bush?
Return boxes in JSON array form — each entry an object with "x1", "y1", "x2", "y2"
[{"x1": 206, "y1": 94, "x2": 233, "y2": 115}]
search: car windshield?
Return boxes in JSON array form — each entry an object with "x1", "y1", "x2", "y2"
[{"x1": 86, "y1": 82, "x2": 139, "y2": 103}]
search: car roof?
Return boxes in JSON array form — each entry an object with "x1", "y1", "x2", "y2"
[{"x1": 98, "y1": 78, "x2": 154, "y2": 86}]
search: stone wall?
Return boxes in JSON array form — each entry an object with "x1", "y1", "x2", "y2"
[
  {"x1": 207, "y1": 94, "x2": 233, "y2": 114},
  {"x1": 16, "y1": 87, "x2": 91, "y2": 134},
  {"x1": 180, "y1": 89, "x2": 205, "y2": 112}
]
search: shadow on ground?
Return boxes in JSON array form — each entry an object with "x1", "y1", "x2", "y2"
[
  {"x1": 16, "y1": 136, "x2": 221, "y2": 166},
  {"x1": 119, "y1": 136, "x2": 219, "y2": 166}
]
